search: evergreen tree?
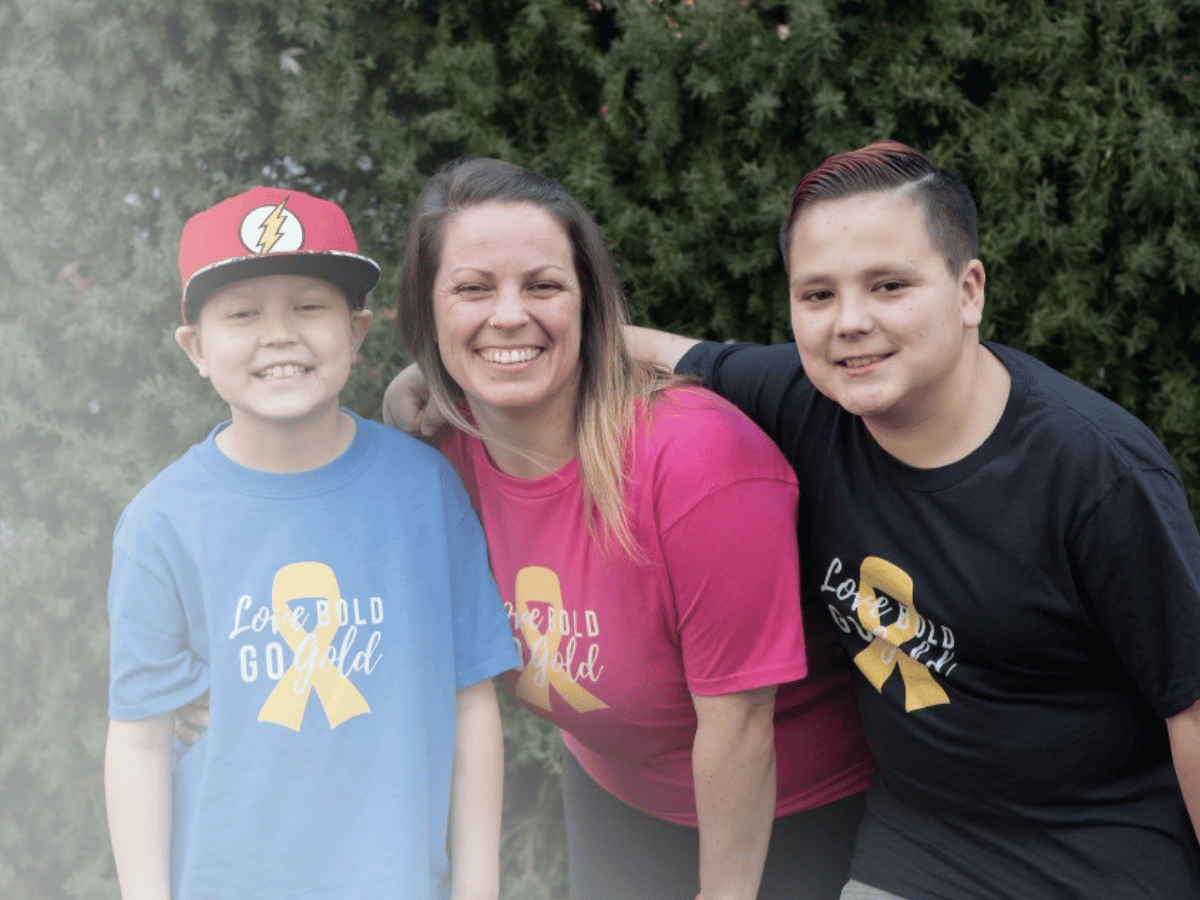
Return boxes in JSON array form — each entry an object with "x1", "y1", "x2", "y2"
[{"x1": 1, "y1": 2, "x2": 1196, "y2": 898}]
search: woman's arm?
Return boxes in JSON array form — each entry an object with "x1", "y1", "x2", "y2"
[
  {"x1": 105, "y1": 715, "x2": 174, "y2": 900},
  {"x1": 647, "y1": 398, "x2": 803, "y2": 899},
  {"x1": 382, "y1": 362, "x2": 445, "y2": 437},
  {"x1": 449, "y1": 678, "x2": 505, "y2": 900},
  {"x1": 691, "y1": 686, "x2": 777, "y2": 900}
]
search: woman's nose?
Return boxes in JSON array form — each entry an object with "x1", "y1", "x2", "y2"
[{"x1": 489, "y1": 285, "x2": 530, "y2": 328}]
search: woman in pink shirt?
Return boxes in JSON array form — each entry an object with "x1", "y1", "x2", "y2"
[
  {"x1": 181, "y1": 157, "x2": 872, "y2": 899},
  {"x1": 386, "y1": 158, "x2": 873, "y2": 900}
]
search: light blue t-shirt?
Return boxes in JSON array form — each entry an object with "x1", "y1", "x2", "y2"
[{"x1": 108, "y1": 413, "x2": 517, "y2": 900}]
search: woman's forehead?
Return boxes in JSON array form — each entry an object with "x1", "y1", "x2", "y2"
[{"x1": 439, "y1": 202, "x2": 574, "y2": 272}]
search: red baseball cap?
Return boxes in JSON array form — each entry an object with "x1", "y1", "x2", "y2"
[{"x1": 178, "y1": 186, "x2": 381, "y2": 323}]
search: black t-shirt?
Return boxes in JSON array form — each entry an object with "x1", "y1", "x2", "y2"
[{"x1": 679, "y1": 339, "x2": 1200, "y2": 900}]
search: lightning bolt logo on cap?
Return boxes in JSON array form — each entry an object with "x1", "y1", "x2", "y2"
[
  {"x1": 240, "y1": 198, "x2": 304, "y2": 255},
  {"x1": 178, "y1": 185, "x2": 380, "y2": 323}
]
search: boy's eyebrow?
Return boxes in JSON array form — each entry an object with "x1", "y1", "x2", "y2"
[
  {"x1": 791, "y1": 262, "x2": 923, "y2": 289},
  {"x1": 207, "y1": 289, "x2": 259, "y2": 304},
  {"x1": 789, "y1": 272, "x2": 831, "y2": 290},
  {"x1": 861, "y1": 263, "x2": 922, "y2": 280}
]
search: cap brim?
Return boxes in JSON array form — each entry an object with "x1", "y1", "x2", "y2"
[{"x1": 182, "y1": 251, "x2": 381, "y2": 322}]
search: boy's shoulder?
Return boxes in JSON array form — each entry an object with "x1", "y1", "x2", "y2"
[
  {"x1": 122, "y1": 435, "x2": 212, "y2": 509},
  {"x1": 342, "y1": 416, "x2": 477, "y2": 524},
  {"x1": 354, "y1": 414, "x2": 459, "y2": 479},
  {"x1": 116, "y1": 416, "x2": 464, "y2": 535},
  {"x1": 992, "y1": 342, "x2": 1179, "y2": 475},
  {"x1": 114, "y1": 433, "x2": 223, "y2": 543}
]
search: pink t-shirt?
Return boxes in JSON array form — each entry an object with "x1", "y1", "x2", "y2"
[{"x1": 442, "y1": 386, "x2": 873, "y2": 825}]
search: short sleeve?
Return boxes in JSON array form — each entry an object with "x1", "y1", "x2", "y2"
[
  {"x1": 107, "y1": 543, "x2": 208, "y2": 721},
  {"x1": 646, "y1": 392, "x2": 807, "y2": 696},
  {"x1": 661, "y1": 478, "x2": 807, "y2": 696},
  {"x1": 442, "y1": 473, "x2": 520, "y2": 690},
  {"x1": 1072, "y1": 466, "x2": 1200, "y2": 718}
]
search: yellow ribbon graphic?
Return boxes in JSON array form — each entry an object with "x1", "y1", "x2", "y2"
[
  {"x1": 853, "y1": 556, "x2": 950, "y2": 712},
  {"x1": 257, "y1": 561, "x2": 371, "y2": 731},
  {"x1": 512, "y1": 566, "x2": 608, "y2": 713}
]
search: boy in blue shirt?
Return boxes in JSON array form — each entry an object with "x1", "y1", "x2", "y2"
[{"x1": 104, "y1": 186, "x2": 517, "y2": 900}]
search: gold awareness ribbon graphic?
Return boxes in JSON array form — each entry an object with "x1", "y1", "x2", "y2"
[
  {"x1": 257, "y1": 561, "x2": 371, "y2": 730},
  {"x1": 853, "y1": 556, "x2": 950, "y2": 712},
  {"x1": 512, "y1": 566, "x2": 608, "y2": 713}
]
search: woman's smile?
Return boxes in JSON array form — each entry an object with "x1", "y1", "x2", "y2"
[{"x1": 433, "y1": 201, "x2": 583, "y2": 427}]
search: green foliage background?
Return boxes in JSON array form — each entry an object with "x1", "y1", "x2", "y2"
[{"x1": 0, "y1": 1, "x2": 1196, "y2": 898}]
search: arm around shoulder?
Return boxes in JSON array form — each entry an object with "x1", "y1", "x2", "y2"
[
  {"x1": 624, "y1": 325, "x2": 700, "y2": 374},
  {"x1": 382, "y1": 361, "x2": 446, "y2": 438}
]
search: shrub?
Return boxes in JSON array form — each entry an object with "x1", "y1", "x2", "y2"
[{"x1": 1, "y1": 2, "x2": 1195, "y2": 898}]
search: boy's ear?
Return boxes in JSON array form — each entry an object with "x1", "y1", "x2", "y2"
[
  {"x1": 349, "y1": 309, "x2": 373, "y2": 351},
  {"x1": 959, "y1": 259, "x2": 986, "y2": 329},
  {"x1": 175, "y1": 325, "x2": 210, "y2": 378}
]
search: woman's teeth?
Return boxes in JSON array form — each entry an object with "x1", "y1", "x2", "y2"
[{"x1": 480, "y1": 348, "x2": 540, "y2": 365}]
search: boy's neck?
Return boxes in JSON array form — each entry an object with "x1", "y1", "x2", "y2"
[
  {"x1": 863, "y1": 343, "x2": 1011, "y2": 470},
  {"x1": 215, "y1": 407, "x2": 358, "y2": 473}
]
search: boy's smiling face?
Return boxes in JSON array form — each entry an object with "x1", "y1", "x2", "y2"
[
  {"x1": 786, "y1": 188, "x2": 985, "y2": 435},
  {"x1": 176, "y1": 273, "x2": 372, "y2": 446}
]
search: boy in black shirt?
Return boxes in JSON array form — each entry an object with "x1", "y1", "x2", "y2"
[{"x1": 623, "y1": 141, "x2": 1200, "y2": 900}]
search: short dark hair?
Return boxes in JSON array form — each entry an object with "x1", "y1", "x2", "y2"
[{"x1": 779, "y1": 140, "x2": 978, "y2": 274}]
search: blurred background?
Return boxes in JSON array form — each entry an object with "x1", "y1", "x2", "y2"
[{"x1": 1, "y1": 1, "x2": 1197, "y2": 897}]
